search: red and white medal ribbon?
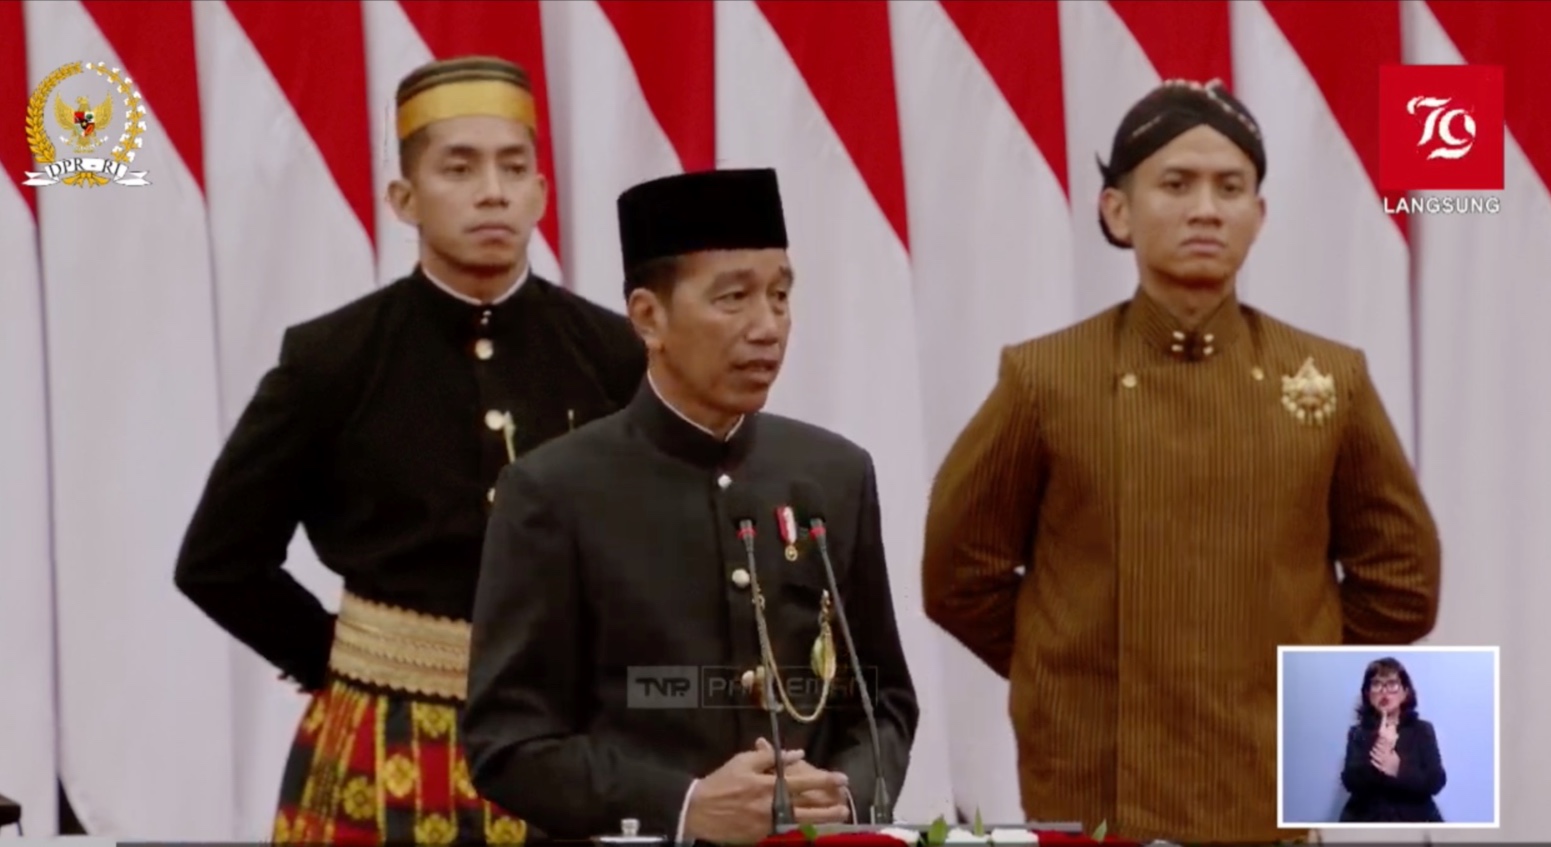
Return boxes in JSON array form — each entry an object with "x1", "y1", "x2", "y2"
[{"x1": 776, "y1": 505, "x2": 800, "y2": 561}]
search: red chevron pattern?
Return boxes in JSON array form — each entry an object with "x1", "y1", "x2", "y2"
[
  {"x1": 81, "y1": 0, "x2": 204, "y2": 189},
  {"x1": 940, "y1": 0, "x2": 1069, "y2": 197},
  {"x1": 1427, "y1": 0, "x2": 1551, "y2": 189},
  {"x1": 757, "y1": 0, "x2": 910, "y2": 247},
  {"x1": 598, "y1": 0, "x2": 715, "y2": 173},
  {"x1": 1111, "y1": 0, "x2": 1232, "y2": 84},
  {"x1": 226, "y1": 0, "x2": 374, "y2": 241},
  {"x1": 1, "y1": 0, "x2": 34, "y2": 215},
  {"x1": 1263, "y1": 0, "x2": 1406, "y2": 236}
]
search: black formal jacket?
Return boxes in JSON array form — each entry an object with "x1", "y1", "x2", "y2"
[
  {"x1": 174, "y1": 269, "x2": 646, "y2": 690},
  {"x1": 463, "y1": 382, "x2": 920, "y2": 840},
  {"x1": 1339, "y1": 718, "x2": 1448, "y2": 823}
]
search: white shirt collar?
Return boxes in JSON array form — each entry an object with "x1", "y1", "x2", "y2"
[
  {"x1": 647, "y1": 371, "x2": 744, "y2": 441},
  {"x1": 422, "y1": 264, "x2": 530, "y2": 306}
]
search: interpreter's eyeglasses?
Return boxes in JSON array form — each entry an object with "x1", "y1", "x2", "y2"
[{"x1": 1369, "y1": 679, "x2": 1403, "y2": 693}]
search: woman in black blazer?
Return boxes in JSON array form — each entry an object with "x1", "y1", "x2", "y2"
[{"x1": 1339, "y1": 656, "x2": 1448, "y2": 823}]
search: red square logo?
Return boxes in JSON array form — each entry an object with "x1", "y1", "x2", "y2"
[{"x1": 1378, "y1": 64, "x2": 1505, "y2": 191}]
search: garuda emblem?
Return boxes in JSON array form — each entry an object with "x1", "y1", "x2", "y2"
[
  {"x1": 22, "y1": 61, "x2": 151, "y2": 188},
  {"x1": 55, "y1": 93, "x2": 113, "y2": 155},
  {"x1": 1281, "y1": 357, "x2": 1337, "y2": 425}
]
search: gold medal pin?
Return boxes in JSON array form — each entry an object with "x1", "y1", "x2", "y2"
[{"x1": 776, "y1": 505, "x2": 800, "y2": 561}]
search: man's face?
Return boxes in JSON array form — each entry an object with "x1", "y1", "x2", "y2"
[
  {"x1": 388, "y1": 115, "x2": 548, "y2": 274},
  {"x1": 1100, "y1": 125, "x2": 1265, "y2": 287},
  {"x1": 630, "y1": 248, "x2": 793, "y2": 417}
]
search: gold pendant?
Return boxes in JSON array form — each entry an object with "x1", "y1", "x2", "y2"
[
  {"x1": 810, "y1": 629, "x2": 837, "y2": 682},
  {"x1": 784, "y1": 544, "x2": 798, "y2": 561}
]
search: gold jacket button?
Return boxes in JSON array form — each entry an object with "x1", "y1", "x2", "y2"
[
  {"x1": 731, "y1": 568, "x2": 750, "y2": 589},
  {"x1": 474, "y1": 339, "x2": 494, "y2": 360},
  {"x1": 487, "y1": 487, "x2": 496, "y2": 504},
  {"x1": 484, "y1": 410, "x2": 505, "y2": 430},
  {"x1": 1121, "y1": 373, "x2": 1138, "y2": 389}
]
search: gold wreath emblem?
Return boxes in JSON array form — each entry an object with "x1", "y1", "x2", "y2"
[
  {"x1": 24, "y1": 61, "x2": 149, "y2": 188},
  {"x1": 1281, "y1": 357, "x2": 1337, "y2": 425}
]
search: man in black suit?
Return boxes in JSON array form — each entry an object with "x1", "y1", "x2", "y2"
[
  {"x1": 174, "y1": 56, "x2": 645, "y2": 844},
  {"x1": 463, "y1": 168, "x2": 919, "y2": 844}
]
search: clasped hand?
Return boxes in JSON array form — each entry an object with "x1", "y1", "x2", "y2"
[
  {"x1": 683, "y1": 737, "x2": 852, "y2": 844},
  {"x1": 1369, "y1": 717, "x2": 1400, "y2": 776}
]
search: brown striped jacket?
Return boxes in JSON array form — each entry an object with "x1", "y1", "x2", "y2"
[{"x1": 921, "y1": 287, "x2": 1441, "y2": 843}]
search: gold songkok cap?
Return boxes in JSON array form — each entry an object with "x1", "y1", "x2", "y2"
[{"x1": 395, "y1": 56, "x2": 537, "y2": 140}]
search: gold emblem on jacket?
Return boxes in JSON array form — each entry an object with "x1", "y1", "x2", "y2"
[{"x1": 1281, "y1": 357, "x2": 1337, "y2": 425}]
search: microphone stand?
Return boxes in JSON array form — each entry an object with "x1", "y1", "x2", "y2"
[
  {"x1": 736, "y1": 518, "x2": 798, "y2": 831},
  {"x1": 810, "y1": 518, "x2": 893, "y2": 825},
  {"x1": 763, "y1": 661, "x2": 798, "y2": 831}
]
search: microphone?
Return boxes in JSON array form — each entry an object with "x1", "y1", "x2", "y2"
[
  {"x1": 725, "y1": 488, "x2": 798, "y2": 832},
  {"x1": 789, "y1": 479, "x2": 893, "y2": 825}
]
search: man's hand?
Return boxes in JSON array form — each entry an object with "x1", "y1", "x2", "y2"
[
  {"x1": 683, "y1": 740, "x2": 850, "y2": 844},
  {"x1": 754, "y1": 738, "x2": 851, "y2": 818}
]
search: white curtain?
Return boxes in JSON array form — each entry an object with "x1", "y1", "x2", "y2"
[
  {"x1": 0, "y1": 3, "x2": 56, "y2": 826},
  {"x1": 3, "y1": 0, "x2": 1545, "y2": 840}
]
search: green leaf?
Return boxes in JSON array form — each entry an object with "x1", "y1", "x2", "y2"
[
  {"x1": 1091, "y1": 820, "x2": 1108, "y2": 842},
  {"x1": 798, "y1": 823, "x2": 818, "y2": 842},
  {"x1": 972, "y1": 808, "x2": 985, "y2": 837},
  {"x1": 927, "y1": 815, "x2": 950, "y2": 846}
]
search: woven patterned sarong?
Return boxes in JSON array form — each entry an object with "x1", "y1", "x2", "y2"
[{"x1": 272, "y1": 676, "x2": 526, "y2": 845}]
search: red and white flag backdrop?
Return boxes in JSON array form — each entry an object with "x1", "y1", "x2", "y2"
[{"x1": 1, "y1": 0, "x2": 1546, "y2": 840}]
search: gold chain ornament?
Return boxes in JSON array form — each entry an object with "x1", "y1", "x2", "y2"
[{"x1": 748, "y1": 575, "x2": 837, "y2": 724}]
